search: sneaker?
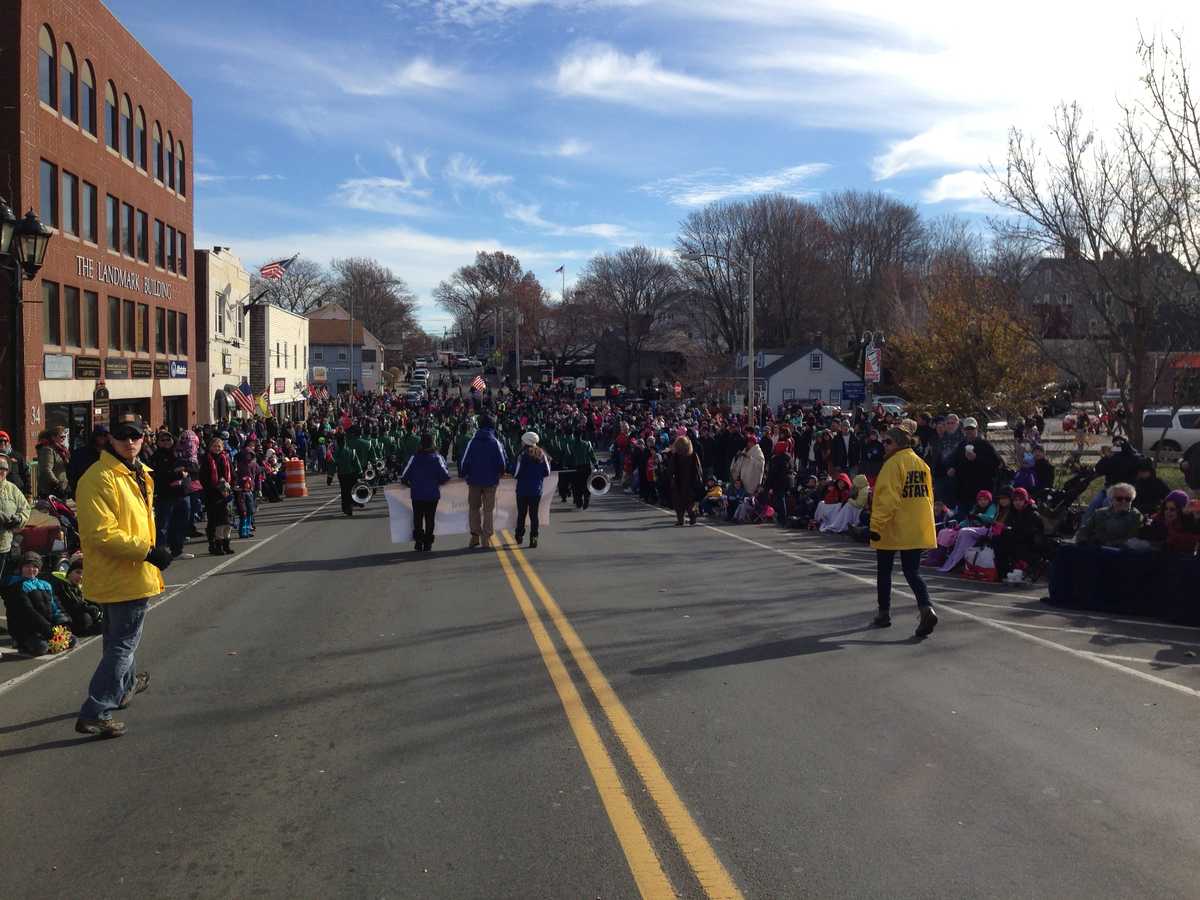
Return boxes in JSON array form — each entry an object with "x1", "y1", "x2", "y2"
[
  {"x1": 870, "y1": 612, "x2": 892, "y2": 628},
  {"x1": 915, "y1": 606, "x2": 939, "y2": 638},
  {"x1": 481, "y1": 536, "x2": 493, "y2": 549},
  {"x1": 514, "y1": 533, "x2": 524, "y2": 545},
  {"x1": 75, "y1": 717, "x2": 126, "y2": 738},
  {"x1": 173, "y1": 551, "x2": 196, "y2": 560},
  {"x1": 529, "y1": 537, "x2": 538, "y2": 549},
  {"x1": 469, "y1": 534, "x2": 480, "y2": 548},
  {"x1": 118, "y1": 671, "x2": 151, "y2": 709}
]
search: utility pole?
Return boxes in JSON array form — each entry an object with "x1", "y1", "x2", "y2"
[{"x1": 747, "y1": 255, "x2": 756, "y2": 428}]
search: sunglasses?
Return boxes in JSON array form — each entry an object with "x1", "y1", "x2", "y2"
[
  {"x1": 882, "y1": 438, "x2": 895, "y2": 446},
  {"x1": 1111, "y1": 496, "x2": 1133, "y2": 503},
  {"x1": 112, "y1": 433, "x2": 143, "y2": 441}
]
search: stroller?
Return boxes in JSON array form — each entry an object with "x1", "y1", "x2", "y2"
[{"x1": 1039, "y1": 467, "x2": 1095, "y2": 537}]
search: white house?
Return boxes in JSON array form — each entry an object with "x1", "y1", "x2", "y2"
[
  {"x1": 735, "y1": 346, "x2": 864, "y2": 408},
  {"x1": 194, "y1": 247, "x2": 252, "y2": 424},
  {"x1": 250, "y1": 304, "x2": 310, "y2": 421}
]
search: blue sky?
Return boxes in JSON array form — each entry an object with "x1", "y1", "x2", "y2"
[{"x1": 106, "y1": 0, "x2": 1196, "y2": 332}]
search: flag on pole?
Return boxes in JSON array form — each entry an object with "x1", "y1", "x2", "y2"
[
  {"x1": 554, "y1": 265, "x2": 564, "y2": 274},
  {"x1": 257, "y1": 390, "x2": 271, "y2": 416},
  {"x1": 230, "y1": 386, "x2": 256, "y2": 414},
  {"x1": 259, "y1": 254, "x2": 298, "y2": 280},
  {"x1": 470, "y1": 375, "x2": 486, "y2": 393}
]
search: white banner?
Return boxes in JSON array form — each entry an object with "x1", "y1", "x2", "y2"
[{"x1": 384, "y1": 481, "x2": 550, "y2": 542}]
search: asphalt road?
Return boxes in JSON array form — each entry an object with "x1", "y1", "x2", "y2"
[{"x1": 2, "y1": 480, "x2": 1199, "y2": 899}]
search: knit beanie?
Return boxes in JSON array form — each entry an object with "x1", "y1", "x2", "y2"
[{"x1": 1166, "y1": 490, "x2": 1190, "y2": 509}]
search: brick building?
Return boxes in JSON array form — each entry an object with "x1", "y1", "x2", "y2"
[{"x1": 0, "y1": 0, "x2": 195, "y2": 456}]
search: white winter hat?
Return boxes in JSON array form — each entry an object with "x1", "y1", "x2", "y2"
[{"x1": 521, "y1": 431, "x2": 539, "y2": 446}]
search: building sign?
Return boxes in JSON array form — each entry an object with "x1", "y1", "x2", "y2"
[
  {"x1": 312, "y1": 366, "x2": 327, "y2": 383},
  {"x1": 43, "y1": 353, "x2": 74, "y2": 380},
  {"x1": 169, "y1": 360, "x2": 188, "y2": 378},
  {"x1": 842, "y1": 380, "x2": 866, "y2": 403},
  {"x1": 75, "y1": 356, "x2": 102, "y2": 379},
  {"x1": 154, "y1": 360, "x2": 170, "y2": 379},
  {"x1": 132, "y1": 360, "x2": 153, "y2": 378},
  {"x1": 274, "y1": 377, "x2": 286, "y2": 394},
  {"x1": 222, "y1": 352, "x2": 233, "y2": 374},
  {"x1": 75, "y1": 255, "x2": 171, "y2": 300},
  {"x1": 105, "y1": 357, "x2": 129, "y2": 379},
  {"x1": 93, "y1": 384, "x2": 110, "y2": 425}
]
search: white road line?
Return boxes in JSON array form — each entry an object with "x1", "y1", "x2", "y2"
[
  {"x1": 937, "y1": 599, "x2": 1200, "y2": 647},
  {"x1": 647, "y1": 507, "x2": 1200, "y2": 702},
  {"x1": 0, "y1": 494, "x2": 339, "y2": 699},
  {"x1": 1080, "y1": 651, "x2": 1200, "y2": 668}
]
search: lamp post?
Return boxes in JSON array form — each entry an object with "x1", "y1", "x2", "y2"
[
  {"x1": 1, "y1": 200, "x2": 53, "y2": 454},
  {"x1": 681, "y1": 249, "x2": 756, "y2": 425},
  {"x1": 853, "y1": 329, "x2": 885, "y2": 409}
]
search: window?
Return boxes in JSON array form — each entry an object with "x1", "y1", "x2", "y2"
[
  {"x1": 154, "y1": 219, "x2": 165, "y2": 266},
  {"x1": 40, "y1": 159, "x2": 58, "y2": 228},
  {"x1": 216, "y1": 290, "x2": 226, "y2": 335},
  {"x1": 337, "y1": 351, "x2": 347, "y2": 361},
  {"x1": 314, "y1": 351, "x2": 323, "y2": 361},
  {"x1": 82, "y1": 181, "x2": 97, "y2": 242},
  {"x1": 83, "y1": 291, "x2": 99, "y2": 348},
  {"x1": 1178, "y1": 412, "x2": 1200, "y2": 429},
  {"x1": 177, "y1": 143, "x2": 186, "y2": 196},
  {"x1": 809, "y1": 389, "x2": 822, "y2": 400},
  {"x1": 284, "y1": 344, "x2": 290, "y2": 368},
  {"x1": 809, "y1": 351, "x2": 823, "y2": 371},
  {"x1": 236, "y1": 306, "x2": 244, "y2": 339},
  {"x1": 134, "y1": 108, "x2": 146, "y2": 170},
  {"x1": 122, "y1": 203, "x2": 134, "y2": 256},
  {"x1": 80, "y1": 61, "x2": 96, "y2": 135},
  {"x1": 167, "y1": 226, "x2": 176, "y2": 272},
  {"x1": 107, "y1": 297, "x2": 121, "y2": 350},
  {"x1": 155, "y1": 307, "x2": 166, "y2": 353},
  {"x1": 136, "y1": 211, "x2": 148, "y2": 261},
  {"x1": 360, "y1": 348, "x2": 376, "y2": 362},
  {"x1": 120, "y1": 95, "x2": 132, "y2": 159},
  {"x1": 106, "y1": 195, "x2": 119, "y2": 250},
  {"x1": 137, "y1": 303, "x2": 149, "y2": 352},
  {"x1": 275, "y1": 342, "x2": 281, "y2": 366},
  {"x1": 828, "y1": 390, "x2": 841, "y2": 405},
  {"x1": 180, "y1": 313, "x2": 188, "y2": 354},
  {"x1": 60, "y1": 44, "x2": 77, "y2": 122},
  {"x1": 61, "y1": 171, "x2": 78, "y2": 236},
  {"x1": 38, "y1": 26, "x2": 56, "y2": 109},
  {"x1": 167, "y1": 310, "x2": 178, "y2": 354},
  {"x1": 42, "y1": 281, "x2": 60, "y2": 345},
  {"x1": 153, "y1": 123, "x2": 163, "y2": 180},
  {"x1": 178, "y1": 233, "x2": 187, "y2": 276},
  {"x1": 123, "y1": 300, "x2": 135, "y2": 352},
  {"x1": 1143, "y1": 413, "x2": 1173, "y2": 429},
  {"x1": 104, "y1": 82, "x2": 118, "y2": 151},
  {"x1": 64, "y1": 286, "x2": 81, "y2": 347},
  {"x1": 166, "y1": 131, "x2": 175, "y2": 189}
]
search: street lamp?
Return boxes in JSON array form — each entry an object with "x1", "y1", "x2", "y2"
[
  {"x1": 852, "y1": 330, "x2": 886, "y2": 408},
  {"x1": 1, "y1": 199, "x2": 53, "y2": 454},
  {"x1": 681, "y1": 249, "x2": 756, "y2": 425}
]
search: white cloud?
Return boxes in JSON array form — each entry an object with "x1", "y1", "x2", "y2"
[
  {"x1": 334, "y1": 177, "x2": 433, "y2": 217},
  {"x1": 501, "y1": 196, "x2": 636, "y2": 242},
  {"x1": 444, "y1": 153, "x2": 513, "y2": 189},
  {"x1": 640, "y1": 163, "x2": 830, "y2": 207},
  {"x1": 387, "y1": 143, "x2": 432, "y2": 182},
  {"x1": 542, "y1": 137, "x2": 590, "y2": 158},
  {"x1": 194, "y1": 173, "x2": 286, "y2": 185},
  {"x1": 542, "y1": 175, "x2": 573, "y2": 189},
  {"x1": 921, "y1": 170, "x2": 990, "y2": 204}
]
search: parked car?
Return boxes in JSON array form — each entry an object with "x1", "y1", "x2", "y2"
[
  {"x1": 411, "y1": 368, "x2": 429, "y2": 382},
  {"x1": 1142, "y1": 407, "x2": 1200, "y2": 455},
  {"x1": 871, "y1": 394, "x2": 907, "y2": 409}
]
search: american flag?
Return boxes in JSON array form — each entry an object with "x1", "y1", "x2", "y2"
[
  {"x1": 259, "y1": 254, "x2": 297, "y2": 281},
  {"x1": 471, "y1": 375, "x2": 486, "y2": 393},
  {"x1": 230, "y1": 386, "x2": 256, "y2": 414}
]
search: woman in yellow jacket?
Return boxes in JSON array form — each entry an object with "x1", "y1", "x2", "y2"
[
  {"x1": 868, "y1": 426, "x2": 938, "y2": 637},
  {"x1": 74, "y1": 415, "x2": 173, "y2": 738}
]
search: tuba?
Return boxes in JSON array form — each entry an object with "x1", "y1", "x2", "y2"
[
  {"x1": 351, "y1": 481, "x2": 375, "y2": 506},
  {"x1": 588, "y1": 472, "x2": 611, "y2": 495},
  {"x1": 362, "y1": 463, "x2": 377, "y2": 482}
]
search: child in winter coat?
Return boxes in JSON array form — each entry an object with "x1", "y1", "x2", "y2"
[
  {"x1": 2, "y1": 551, "x2": 75, "y2": 656},
  {"x1": 50, "y1": 556, "x2": 104, "y2": 636},
  {"x1": 209, "y1": 480, "x2": 236, "y2": 555}
]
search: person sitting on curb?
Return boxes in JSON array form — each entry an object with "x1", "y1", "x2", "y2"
[
  {"x1": 2, "y1": 551, "x2": 74, "y2": 656},
  {"x1": 51, "y1": 556, "x2": 105, "y2": 636},
  {"x1": 1074, "y1": 482, "x2": 1144, "y2": 547}
]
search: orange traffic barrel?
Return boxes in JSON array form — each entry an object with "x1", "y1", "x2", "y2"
[{"x1": 285, "y1": 458, "x2": 308, "y2": 497}]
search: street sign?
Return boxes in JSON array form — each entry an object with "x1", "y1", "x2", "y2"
[
  {"x1": 842, "y1": 381, "x2": 866, "y2": 403},
  {"x1": 864, "y1": 347, "x2": 882, "y2": 383}
]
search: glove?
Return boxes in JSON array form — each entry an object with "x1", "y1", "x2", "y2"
[
  {"x1": 145, "y1": 546, "x2": 173, "y2": 571},
  {"x1": 868, "y1": 531, "x2": 881, "y2": 542}
]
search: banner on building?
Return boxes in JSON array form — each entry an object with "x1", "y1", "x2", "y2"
[
  {"x1": 384, "y1": 481, "x2": 549, "y2": 542},
  {"x1": 864, "y1": 347, "x2": 883, "y2": 383}
]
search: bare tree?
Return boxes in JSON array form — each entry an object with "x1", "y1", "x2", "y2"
[
  {"x1": 250, "y1": 256, "x2": 331, "y2": 314},
  {"x1": 577, "y1": 246, "x2": 682, "y2": 386},
  {"x1": 434, "y1": 251, "x2": 541, "y2": 356},
  {"x1": 328, "y1": 257, "x2": 418, "y2": 344},
  {"x1": 531, "y1": 290, "x2": 601, "y2": 368}
]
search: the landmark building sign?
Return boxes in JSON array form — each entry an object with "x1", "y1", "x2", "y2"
[{"x1": 75, "y1": 255, "x2": 172, "y2": 300}]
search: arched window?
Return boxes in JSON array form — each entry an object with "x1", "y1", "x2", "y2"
[
  {"x1": 120, "y1": 94, "x2": 132, "y2": 159},
  {"x1": 80, "y1": 61, "x2": 96, "y2": 135},
  {"x1": 38, "y1": 25, "x2": 56, "y2": 108},
  {"x1": 166, "y1": 130, "x2": 175, "y2": 190},
  {"x1": 135, "y1": 107, "x2": 147, "y2": 170},
  {"x1": 104, "y1": 82, "x2": 118, "y2": 151},
  {"x1": 177, "y1": 142, "x2": 186, "y2": 197},
  {"x1": 153, "y1": 122, "x2": 163, "y2": 181},
  {"x1": 60, "y1": 43, "x2": 77, "y2": 122}
]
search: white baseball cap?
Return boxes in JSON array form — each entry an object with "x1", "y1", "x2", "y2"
[{"x1": 521, "y1": 431, "x2": 539, "y2": 446}]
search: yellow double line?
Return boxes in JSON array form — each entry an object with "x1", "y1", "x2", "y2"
[{"x1": 494, "y1": 531, "x2": 744, "y2": 900}]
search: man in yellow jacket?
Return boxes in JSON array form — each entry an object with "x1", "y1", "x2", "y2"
[
  {"x1": 868, "y1": 426, "x2": 938, "y2": 637},
  {"x1": 75, "y1": 415, "x2": 173, "y2": 738}
]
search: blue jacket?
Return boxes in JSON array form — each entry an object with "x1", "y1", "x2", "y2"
[
  {"x1": 401, "y1": 451, "x2": 451, "y2": 501},
  {"x1": 459, "y1": 428, "x2": 507, "y2": 487},
  {"x1": 513, "y1": 449, "x2": 553, "y2": 498}
]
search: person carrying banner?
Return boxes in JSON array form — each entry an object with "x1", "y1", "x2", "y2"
[
  {"x1": 513, "y1": 431, "x2": 552, "y2": 548},
  {"x1": 459, "y1": 414, "x2": 507, "y2": 549},
  {"x1": 399, "y1": 432, "x2": 451, "y2": 552}
]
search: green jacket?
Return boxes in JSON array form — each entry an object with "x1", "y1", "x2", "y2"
[
  {"x1": 348, "y1": 436, "x2": 377, "y2": 466},
  {"x1": 333, "y1": 444, "x2": 364, "y2": 476}
]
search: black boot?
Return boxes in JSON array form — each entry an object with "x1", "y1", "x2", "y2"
[
  {"x1": 529, "y1": 536, "x2": 538, "y2": 549},
  {"x1": 209, "y1": 541, "x2": 223, "y2": 556},
  {"x1": 222, "y1": 539, "x2": 236, "y2": 554}
]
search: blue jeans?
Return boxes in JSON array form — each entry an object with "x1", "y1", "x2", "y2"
[
  {"x1": 155, "y1": 496, "x2": 189, "y2": 556},
  {"x1": 79, "y1": 598, "x2": 149, "y2": 721},
  {"x1": 876, "y1": 549, "x2": 932, "y2": 612}
]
